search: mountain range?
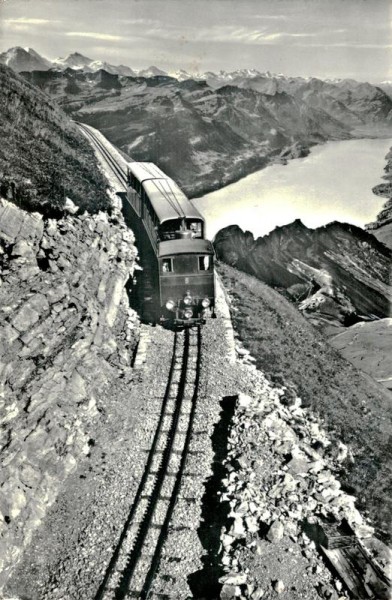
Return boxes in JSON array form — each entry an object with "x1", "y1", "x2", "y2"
[
  {"x1": 5, "y1": 47, "x2": 392, "y2": 198},
  {"x1": 2, "y1": 47, "x2": 392, "y2": 97},
  {"x1": 0, "y1": 47, "x2": 171, "y2": 78},
  {"x1": 214, "y1": 220, "x2": 391, "y2": 335}
]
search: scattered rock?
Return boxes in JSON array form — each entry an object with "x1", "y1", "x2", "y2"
[
  {"x1": 237, "y1": 393, "x2": 253, "y2": 409},
  {"x1": 219, "y1": 573, "x2": 247, "y2": 586},
  {"x1": 273, "y1": 579, "x2": 285, "y2": 593},
  {"x1": 267, "y1": 520, "x2": 284, "y2": 543}
]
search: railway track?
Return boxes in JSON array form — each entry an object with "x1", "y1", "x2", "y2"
[
  {"x1": 76, "y1": 122, "x2": 129, "y2": 190},
  {"x1": 94, "y1": 326, "x2": 202, "y2": 600},
  {"x1": 75, "y1": 120, "x2": 391, "y2": 600}
]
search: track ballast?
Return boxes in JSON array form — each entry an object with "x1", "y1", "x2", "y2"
[{"x1": 94, "y1": 327, "x2": 201, "y2": 599}]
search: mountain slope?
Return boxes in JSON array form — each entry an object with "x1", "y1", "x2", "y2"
[
  {"x1": 4, "y1": 46, "x2": 391, "y2": 197},
  {"x1": 20, "y1": 69, "x2": 365, "y2": 197},
  {"x1": 217, "y1": 261, "x2": 392, "y2": 543},
  {"x1": 0, "y1": 64, "x2": 109, "y2": 214},
  {"x1": 214, "y1": 220, "x2": 391, "y2": 333},
  {"x1": 330, "y1": 318, "x2": 392, "y2": 390},
  {"x1": 366, "y1": 146, "x2": 392, "y2": 248},
  {"x1": 0, "y1": 47, "x2": 52, "y2": 72},
  {"x1": 0, "y1": 62, "x2": 139, "y2": 590}
]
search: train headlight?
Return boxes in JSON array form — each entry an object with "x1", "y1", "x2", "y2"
[
  {"x1": 184, "y1": 309, "x2": 193, "y2": 319},
  {"x1": 201, "y1": 298, "x2": 210, "y2": 308},
  {"x1": 183, "y1": 295, "x2": 192, "y2": 305},
  {"x1": 166, "y1": 299, "x2": 176, "y2": 311}
]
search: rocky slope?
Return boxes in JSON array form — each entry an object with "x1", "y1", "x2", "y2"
[
  {"x1": 0, "y1": 197, "x2": 138, "y2": 588},
  {"x1": 217, "y1": 262, "x2": 392, "y2": 546},
  {"x1": 0, "y1": 64, "x2": 109, "y2": 214},
  {"x1": 366, "y1": 146, "x2": 392, "y2": 248},
  {"x1": 218, "y1": 387, "x2": 390, "y2": 600},
  {"x1": 17, "y1": 60, "x2": 392, "y2": 198},
  {"x1": 4, "y1": 276, "x2": 391, "y2": 599},
  {"x1": 0, "y1": 61, "x2": 140, "y2": 591},
  {"x1": 214, "y1": 220, "x2": 391, "y2": 334}
]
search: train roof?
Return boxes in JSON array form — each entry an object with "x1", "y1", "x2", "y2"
[
  {"x1": 158, "y1": 238, "x2": 214, "y2": 257},
  {"x1": 128, "y1": 162, "x2": 167, "y2": 182},
  {"x1": 128, "y1": 162, "x2": 204, "y2": 223}
]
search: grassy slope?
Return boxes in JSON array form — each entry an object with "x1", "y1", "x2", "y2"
[
  {"x1": 0, "y1": 64, "x2": 109, "y2": 214},
  {"x1": 217, "y1": 261, "x2": 392, "y2": 542}
]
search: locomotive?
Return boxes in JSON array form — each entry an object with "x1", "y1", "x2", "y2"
[{"x1": 123, "y1": 162, "x2": 215, "y2": 326}]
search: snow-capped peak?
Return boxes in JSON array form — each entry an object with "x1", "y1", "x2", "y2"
[
  {"x1": 0, "y1": 46, "x2": 52, "y2": 72},
  {"x1": 138, "y1": 65, "x2": 168, "y2": 77},
  {"x1": 53, "y1": 52, "x2": 93, "y2": 69}
]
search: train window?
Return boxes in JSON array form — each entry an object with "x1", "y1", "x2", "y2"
[
  {"x1": 189, "y1": 221, "x2": 202, "y2": 238},
  {"x1": 162, "y1": 258, "x2": 173, "y2": 273},
  {"x1": 199, "y1": 256, "x2": 212, "y2": 271},
  {"x1": 159, "y1": 220, "x2": 181, "y2": 241}
]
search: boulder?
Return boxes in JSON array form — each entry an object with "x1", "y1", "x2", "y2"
[
  {"x1": 273, "y1": 580, "x2": 285, "y2": 594},
  {"x1": 219, "y1": 573, "x2": 247, "y2": 586},
  {"x1": 237, "y1": 393, "x2": 253, "y2": 409},
  {"x1": 220, "y1": 584, "x2": 238, "y2": 599},
  {"x1": 64, "y1": 198, "x2": 79, "y2": 214},
  {"x1": 267, "y1": 520, "x2": 284, "y2": 542}
]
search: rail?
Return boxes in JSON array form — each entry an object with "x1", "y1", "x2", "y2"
[
  {"x1": 77, "y1": 122, "x2": 129, "y2": 190},
  {"x1": 94, "y1": 326, "x2": 201, "y2": 599},
  {"x1": 78, "y1": 122, "x2": 391, "y2": 600}
]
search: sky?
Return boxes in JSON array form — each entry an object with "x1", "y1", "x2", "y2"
[{"x1": 0, "y1": 0, "x2": 391, "y2": 82}]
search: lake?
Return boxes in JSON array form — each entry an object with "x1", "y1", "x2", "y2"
[{"x1": 195, "y1": 138, "x2": 392, "y2": 239}]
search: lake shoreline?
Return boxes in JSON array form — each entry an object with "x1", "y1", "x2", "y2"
[
  {"x1": 190, "y1": 131, "x2": 392, "y2": 203},
  {"x1": 194, "y1": 136, "x2": 392, "y2": 240}
]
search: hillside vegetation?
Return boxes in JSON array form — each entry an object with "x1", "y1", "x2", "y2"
[
  {"x1": 217, "y1": 261, "x2": 392, "y2": 543},
  {"x1": 0, "y1": 64, "x2": 109, "y2": 215}
]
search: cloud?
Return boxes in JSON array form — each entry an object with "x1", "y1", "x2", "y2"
[
  {"x1": 295, "y1": 42, "x2": 392, "y2": 49},
  {"x1": 121, "y1": 18, "x2": 161, "y2": 26},
  {"x1": 135, "y1": 23, "x2": 324, "y2": 47},
  {"x1": 6, "y1": 18, "x2": 55, "y2": 25},
  {"x1": 5, "y1": 17, "x2": 59, "y2": 31},
  {"x1": 65, "y1": 32, "x2": 125, "y2": 41},
  {"x1": 252, "y1": 15, "x2": 287, "y2": 20},
  {"x1": 262, "y1": 32, "x2": 317, "y2": 41}
]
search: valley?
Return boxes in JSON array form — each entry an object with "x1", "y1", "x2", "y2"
[{"x1": 3, "y1": 47, "x2": 391, "y2": 200}]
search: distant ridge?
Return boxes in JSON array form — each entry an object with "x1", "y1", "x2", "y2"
[{"x1": 1, "y1": 46, "x2": 390, "y2": 91}]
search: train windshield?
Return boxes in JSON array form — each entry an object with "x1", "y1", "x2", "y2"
[
  {"x1": 161, "y1": 254, "x2": 213, "y2": 274},
  {"x1": 159, "y1": 219, "x2": 204, "y2": 241}
]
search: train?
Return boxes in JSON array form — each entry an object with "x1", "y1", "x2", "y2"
[{"x1": 122, "y1": 162, "x2": 215, "y2": 326}]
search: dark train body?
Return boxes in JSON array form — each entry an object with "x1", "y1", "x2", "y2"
[{"x1": 122, "y1": 162, "x2": 215, "y2": 326}]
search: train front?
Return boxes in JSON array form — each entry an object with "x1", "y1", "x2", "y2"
[{"x1": 158, "y1": 237, "x2": 215, "y2": 326}]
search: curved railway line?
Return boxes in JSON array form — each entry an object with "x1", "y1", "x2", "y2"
[
  {"x1": 77, "y1": 121, "x2": 391, "y2": 600},
  {"x1": 77, "y1": 122, "x2": 129, "y2": 190},
  {"x1": 94, "y1": 326, "x2": 201, "y2": 599}
]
